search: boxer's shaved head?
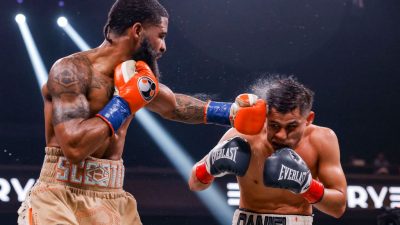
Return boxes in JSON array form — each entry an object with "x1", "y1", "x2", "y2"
[
  {"x1": 104, "y1": 0, "x2": 169, "y2": 43},
  {"x1": 251, "y1": 75, "x2": 314, "y2": 116}
]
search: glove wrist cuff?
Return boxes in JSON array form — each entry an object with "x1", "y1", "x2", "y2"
[
  {"x1": 301, "y1": 179, "x2": 325, "y2": 204},
  {"x1": 204, "y1": 101, "x2": 232, "y2": 126},
  {"x1": 195, "y1": 162, "x2": 214, "y2": 184},
  {"x1": 96, "y1": 96, "x2": 131, "y2": 136}
]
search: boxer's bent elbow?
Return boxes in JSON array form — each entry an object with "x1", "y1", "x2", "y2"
[
  {"x1": 324, "y1": 202, "x2": 346, "y2": 218},
  {"x1": 188, "y1": 180, "x2": 204, "y2": 192},
  {"x1": 156, "y1": 109, "x2": 175, "y2": 120},
  {"x1": 188, "y1": 176, "x2": 211, "y2": 191},
  {"x1": 332, "y1": 204, "x2": 346, "y2": 218}
]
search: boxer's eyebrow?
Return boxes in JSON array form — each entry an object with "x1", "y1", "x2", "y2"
[{"x1": 288, "y1": 121, "x2": 299, "y2": 125}]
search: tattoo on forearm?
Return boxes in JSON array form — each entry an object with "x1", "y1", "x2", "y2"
[
  {"x1": 172, "y1": 94, "x2": 205, "y2": 123},
  {"x1": 53, "y1": 95, "x2": 90, "y2": 125}
]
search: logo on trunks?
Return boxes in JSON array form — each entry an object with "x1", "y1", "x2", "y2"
[
  {"x1": 55, "y1": 157, "x2": 124, "y2": 188},
  {"x1": 211, "y1": 147, "x2": 238, "y2": 164},
  {"x1": 278, "y1": 164, "x2": 308, "y2": 185},
  {"x1": 137, "y1": 76, "x2": 157, "y2": 101},
  {"x1": 237, "y1": 212, "x2": 287, "y2": 225}
]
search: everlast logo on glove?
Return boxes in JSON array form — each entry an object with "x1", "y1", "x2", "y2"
[
  {"x1": 278, "y1": 164, "x2": 308, "y2": 186},
  {"x1": 196, "y1": 136, "x2": 251, "y2": 184},
  {"x1": 264, "y1": 148, "x2": 320, "y2": 196},
  {"x1": 211, "y1": 147, "x2": 238, "y2": 164}
]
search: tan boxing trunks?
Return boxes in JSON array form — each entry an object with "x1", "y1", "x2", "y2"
[{"x1": 17, "y1": 147, "x2": 142, "y2": 225}]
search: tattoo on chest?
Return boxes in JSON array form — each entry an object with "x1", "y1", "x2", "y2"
[{"x1": 90, "y1": 76, "x2": 114, "y2": 99}]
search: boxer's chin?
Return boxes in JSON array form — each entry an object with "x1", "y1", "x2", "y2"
[
  {"x1": 271, "y1": 142, "x2": 290, "y2": 151},
  {"x1": 131, "y1": 38, "x2": 161, "y2": 79}
]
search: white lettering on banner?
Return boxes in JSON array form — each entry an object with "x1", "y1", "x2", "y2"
[
  {"x1": 0, "y1": 178, "x2": 36, "y2": 203},
  {"x1": 10, "y1": 178, "x2": 36, "y2": 202},
  {"x1": 367, "y1": 186, "x2": 387, "y2": 208},
  {"x1": 0, "y1": 178, "x2": 11, "y2": 202},
  {"x1": 226, "y1": 183, "x2": 400, "y2": 209},
  {"x1": 347, "y1": 186, "x2": 369, "y2": 208}
]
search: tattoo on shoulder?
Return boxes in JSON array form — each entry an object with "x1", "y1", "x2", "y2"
[
  {"x1": 48, "y1": 55, "x2": 92, "y2": 97},
  {"x1": 56, "y1": 70, "x2": 79, "y2": 87},
  {"x1": 48, "y1": 55, "x2": 92, "y2": 125},
  {"x1": 173, "y1": 94, "x2": 205, "y2": 122}
]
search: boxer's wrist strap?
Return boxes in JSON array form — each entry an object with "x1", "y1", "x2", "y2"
[
  {"x1": 301, "y1": 179, "x2": 325, "y2": 204},
  {"x1": 195, "y1": 162, "x2": 214, "y2": 184},
  {"x1": 96, "y1": 96, "x2": 131, "y2": 136},
  {"x1": 204, "y1": 101, "x2": 232, "y2": 126}
]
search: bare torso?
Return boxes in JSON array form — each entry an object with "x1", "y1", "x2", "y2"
[
  {"x1": 43, "y1": 50, "x2": 133, "y2": 160},
  {"x1": 236, "y1": 125, "x2": 320, "y2": 215}
]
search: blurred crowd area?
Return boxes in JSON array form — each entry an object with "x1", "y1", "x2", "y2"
[{"x1": 344, "y1": 152, "x2": 400, "y2": 176}]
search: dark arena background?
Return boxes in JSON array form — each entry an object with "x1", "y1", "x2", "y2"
[{"x1": 1, "y1": 0, "x2": 400, "y2": 224}]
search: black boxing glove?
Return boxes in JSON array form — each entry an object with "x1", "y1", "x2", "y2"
[
  {"x1": 195, "y1": 136, "x2": 251, "y2": 184},
  {"x1": 263, "y1": 148, "x2": 324, "y2": 204}
]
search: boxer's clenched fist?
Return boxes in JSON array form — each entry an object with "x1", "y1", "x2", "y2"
[
  {"x1": 97, "y1": 60, "x2": 158, "y2": 135},
  {"x1": 204, "y1": 94, "x2": 267, "y2": 135}
]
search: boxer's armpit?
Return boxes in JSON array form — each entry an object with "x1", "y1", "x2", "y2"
[{"x1": 172, "y1": 94, "x2": 205, "y2": 123}]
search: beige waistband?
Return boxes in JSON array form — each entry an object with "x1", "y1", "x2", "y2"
[
  {"x1": 233, "y1": 209, "x2": 313, "y2": 225},
  {"x1": 38, "y1": 147, "x2": 125, "y2": 192}
]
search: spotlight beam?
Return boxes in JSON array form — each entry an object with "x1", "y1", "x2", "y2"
[
  {"x1": 57, "y1": 17, "x2": 90, "y2": 51},
  {"x1": 59, "y1": 17, "x2": 234, "y2": 225},
  {"x1": 135, "y1": 109, "x2": 233, "y2": 225},
  {"x1": 15, "y1": 14, "x2": 48, "y2": 89}
]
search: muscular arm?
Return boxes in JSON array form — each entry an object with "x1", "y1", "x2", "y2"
[
  {"x1": 313, "y1": 128, "x2": 347, "y2": 218},
  {"x1": 48, "y1": 57, "x2": 111, "y2": 163},
  {"x1": 146, "y1": 83, "x2": 207, "y2": 123}
]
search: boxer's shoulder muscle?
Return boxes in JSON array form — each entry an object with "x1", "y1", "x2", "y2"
[
  {"x1": 47, "y1": 54, "x2": 93, "y2": 125},
  {"x1": 307, "y1": 125, "x2": 338, "y2": 153},
  {"x1": 48, "y1": 54, "x2": 92, "y2": 97}
]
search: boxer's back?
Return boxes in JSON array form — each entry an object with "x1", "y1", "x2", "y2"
[
  {"x1": 237, "y1": 124, "x2": 322, "y2": 215},
  {"x1": 42, "y1": 51, "x2": 131, "y2": 160}
]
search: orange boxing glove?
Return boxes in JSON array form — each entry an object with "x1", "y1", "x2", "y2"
[
  {"x1": 205, "y1": 94, "x2": 267, "y2": 135},
  {"x1": 114, "y1": 60, "x2": 158, "y2": 113},
  {"x1": 230, "y1": 94, "x2": 267, "y2": 135},
  {"x1": 97, "y1": 60, "x2": 158, "y2": 135}
]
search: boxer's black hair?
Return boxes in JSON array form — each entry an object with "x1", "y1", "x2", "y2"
[
  {"x1": 104, "y1": 0, "x2": 169, "y2": 43},
  {"x1": 251, "y1": 75, "x2": 314, "y2": 116}
]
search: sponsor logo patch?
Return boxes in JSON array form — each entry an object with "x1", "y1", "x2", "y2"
[{"x1": 137, "y1": 76, "x2": 157, "y2": 101}]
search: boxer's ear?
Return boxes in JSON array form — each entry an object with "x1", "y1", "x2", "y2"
[
  {"x1": 306, "y1": 111, "x2": 314, "y2": 126},
  {"x1": 130, "y1": 22, "x2": 143, "y2": 39}
]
